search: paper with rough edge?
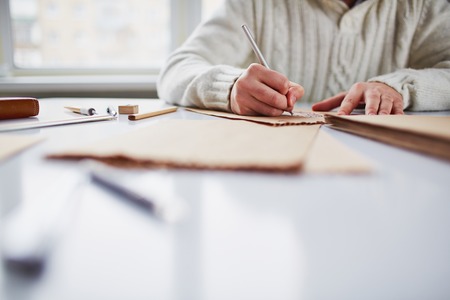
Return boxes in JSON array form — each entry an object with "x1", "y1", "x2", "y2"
[
  {"x1": 325, "y1": 114, "x2": 450, "y2": 161},
  {"x1": 48, "y1": 120, "x2": 321, "y2": 172},
  {"x1": 304, "y1": 130, "x2": 373, "y2": 173},
  {"x1": 0, "y1": 135, "x2": 43, "y2": 161},
  {"x1": 185, "y1": 108, "x2": 325, "y2": 126}
]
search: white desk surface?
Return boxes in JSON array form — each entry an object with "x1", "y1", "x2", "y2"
[{"x1": 1, "y1": 98, "x2": 449, "y2": 300}]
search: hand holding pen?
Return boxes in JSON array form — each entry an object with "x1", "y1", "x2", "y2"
[{"x1": 229, "y1": 24, "x2": 304, "y2": 116}]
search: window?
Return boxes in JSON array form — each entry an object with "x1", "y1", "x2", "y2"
[{"x1": 0, "y1": 0, "x2": 223, "y2": 75}]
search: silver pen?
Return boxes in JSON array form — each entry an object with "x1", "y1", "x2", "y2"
[
  {"x1": 241, "y1": 24, "x2": 293, "y2": 115},
  {"x1": 241, "y1": 24, "x2": 270, "y2": 68},
  {"x1": 65, "y1": 106, "x2": 97, "y2": 116},
  {"x1": 107, "y1": 106, "x2": 118, "y2": 117}
]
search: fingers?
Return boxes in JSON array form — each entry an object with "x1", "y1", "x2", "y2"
[
  {"x1": 242, "y1": 96, "x2": 285, "y2": 116},
  {"x1": 364, "y1": 88, "x2": 381, "y2": 115},
  {"x1": 333, "y1": 82, "x2": 404, "y2": 115},
  {"x1": 286, "y1": 82, "x2": 305, "y2": 112},
  {"x1": 338, "y1": 83, "x2": 365, "y2": 115},
  {"x1": 230, "y1": 64, "x2": 304, "y2": 116},
  {"x1": 232, "y1": 76, "x2": 286, "y2": 115},
  {"x1": 365, "y1": 83, "x2": 404, "y2": 115},
  {"x1": 392, "y1": 99, "x2": 404, "y2": 115},
  {"x1": 230, "y1": 80, "x2": 285, "y2": 116},
  {"x1": 249, "y1": 64, "x2": 290, "y2": 96},
  {"x1": 312, "y1": 91, "x2": 347, "y2": 111},
  {"x1": 377, "y1": 94, "x2": 394, "y2": 115}
]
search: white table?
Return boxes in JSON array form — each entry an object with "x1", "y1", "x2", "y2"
[{"x1": 1, "y1": 98, "x2": 450, "y2": 300}]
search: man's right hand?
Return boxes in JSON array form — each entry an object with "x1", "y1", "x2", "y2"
[{"x1": 230, "y1": 64, "x2": 304, "y2": 116}]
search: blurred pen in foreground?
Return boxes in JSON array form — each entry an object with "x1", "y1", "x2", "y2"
[{"x1": 86, "y1": 160, "x2": 187, "y2": 223}]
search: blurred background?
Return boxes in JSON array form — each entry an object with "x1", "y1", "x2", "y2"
[{"x1": 0, "y1": 0, "x2": 223, "y2": 98}]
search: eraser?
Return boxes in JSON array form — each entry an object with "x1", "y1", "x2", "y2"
[{"x1": 118, "y1": 105, "x2": 139, "y2": 115}]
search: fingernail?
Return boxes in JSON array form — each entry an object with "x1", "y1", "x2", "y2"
[{"x1": 289, "y1": 95, "x2": 295, "y2": 106}]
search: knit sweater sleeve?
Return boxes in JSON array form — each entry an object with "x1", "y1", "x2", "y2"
[
  {"x1": 157, "y1": 0, "x2": 254, "y2": 111},
  {"x1": 369, "y1": 0, "x2": 450, "y2": 111}
]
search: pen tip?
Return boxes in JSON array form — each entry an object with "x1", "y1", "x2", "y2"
[{"x1": 107, "y1": 106, "x2": 117, "y2": 117}]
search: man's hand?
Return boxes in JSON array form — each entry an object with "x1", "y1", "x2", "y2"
[
  {"x1": 312, "y1": 82, "x2": 404, "y2": 115},
  {"x1": 230, "y1": 64, "x2": 304, "y2": 116}
]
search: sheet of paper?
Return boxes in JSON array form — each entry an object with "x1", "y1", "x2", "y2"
[
  {"x1": 48, "y1": 120, "x2": 321, "y2": 172},
  {"x1": 304, "y1": 130, "x2": 373, "y2": 173},
  {"x1": 186, "y1": 108, "x2": 325, "y2": 126},
  {"x1": 0, "y1": 134, "x2": 43, "y2": 161}
]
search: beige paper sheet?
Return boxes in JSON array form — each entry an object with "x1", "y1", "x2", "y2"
[
  {"x1": 304, "y1": 130, "x2": 373, "y2": 173},
  {"x1": 186, "y1": 108, "x2": 325, "y2": 126},
  {"x1": 0, "y1": 134, "x2": 43, "y2": 161},
  {"x1": 48, "y1": 120, "x2": 321, "y2": 172}
]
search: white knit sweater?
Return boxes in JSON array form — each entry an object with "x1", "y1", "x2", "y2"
[{"x1": 157, "y1": 0, "x2": 450, "y2": 112}]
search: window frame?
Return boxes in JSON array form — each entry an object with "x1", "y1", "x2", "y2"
[
  {"x1": 0, "y1": 0, "x2": 203, "y2": 97},
  {"x1": 0, "y1": 0, "x2": 14, "y2": 77}
]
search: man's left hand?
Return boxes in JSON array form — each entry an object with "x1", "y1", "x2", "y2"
[{"x1": 312, "y1": 82, "x2": 404, "y2": 115}]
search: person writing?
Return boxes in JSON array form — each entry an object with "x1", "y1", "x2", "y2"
[{"x1": 157, "y1": 0, "x2": 450, "y2": 116}]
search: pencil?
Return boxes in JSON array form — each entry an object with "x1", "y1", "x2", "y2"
[{"x1": 128, "y1": 106, "x2": 178, "y2": 121}]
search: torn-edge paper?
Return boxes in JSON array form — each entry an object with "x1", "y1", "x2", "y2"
[
  {"x1": 48, "y1": 120, "x2": 321, "y2": 173},
  {"x1": 186, "y1": 108, "x2": 325, "y2": 126}
]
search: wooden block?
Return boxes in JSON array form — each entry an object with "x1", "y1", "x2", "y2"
[{"x1": 118, "y1": 105, "x2": 139, "y2": 115}]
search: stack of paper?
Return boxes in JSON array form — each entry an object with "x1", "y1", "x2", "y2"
[{"x1": 324, "y1": 114, "x2": 450, "y2": 161}]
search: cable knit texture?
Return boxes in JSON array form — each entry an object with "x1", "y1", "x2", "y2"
[{"x1": 157, "y1": 0, "x2": 450, "y2": 112}]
